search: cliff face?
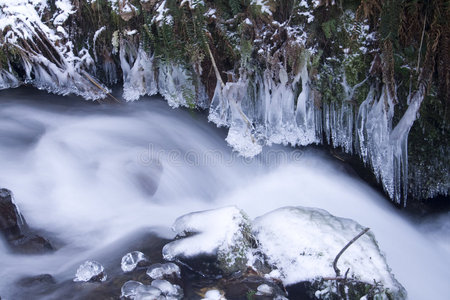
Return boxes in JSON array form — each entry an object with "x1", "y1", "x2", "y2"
[{"x1": 0, "y1": 0, "x2": 448, "y2": 207}]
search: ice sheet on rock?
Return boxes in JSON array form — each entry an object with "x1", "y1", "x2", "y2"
[
  {"x1": 252, "y1": 206, "x2": 403, "y2": 295},
  {"x1": 162, "y1": 206, "x2": 251, "y2": 261},
  {"x1": 146, "y1": 263, "x2": 181, "y2": 279},
  {"x1": 121, "y1": 280, "x2": 144, "y2": 298},
  {"x1": 135, "y1": 284, "x2": 162, "y2": 299},
  {"x1": 151, "y1": 279, "x2": 182, "y2": 297},
  {"x1": 73, "y1": 260, "x2": 107, "y2": 282},
  {"x1": 256, "y1": 283, "x2": 273, "y2": 295},
  {"x1": 121, "y1": 251, "x2": 148, "y2": 272}
]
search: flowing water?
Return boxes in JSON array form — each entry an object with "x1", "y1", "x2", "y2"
[{"x1": 0, "y1": 88, "x2": 448, "y2": 299}]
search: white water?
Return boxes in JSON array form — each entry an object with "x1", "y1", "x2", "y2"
[{"x1": 0, "y1": 89, "x2": 448, "y2": 299}]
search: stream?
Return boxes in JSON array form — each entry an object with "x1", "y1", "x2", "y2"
[{"x1": 0, "y1": 88, "x2": 448, "y2": 299}]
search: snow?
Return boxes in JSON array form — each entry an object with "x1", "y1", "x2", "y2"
[
  {"x1": 253, "y1": 207, "x2": 402, "y2": 292},
  {"x1": 202, "y1": 290, "x2": 226, "y2": 300},
  {"x1": 162, "y1": 206, "x2": 250, "y2": 260},
  {"x1": 251, "y1": 0, "x2": 272, "y2": 16},
  {"x1": 152, "y1": 0, "x2": 173, "y2": 25}
]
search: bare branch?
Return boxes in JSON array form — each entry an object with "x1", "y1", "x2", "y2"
[{"x1": 333, "y1": 227, "x2": 370, "y2": 277}]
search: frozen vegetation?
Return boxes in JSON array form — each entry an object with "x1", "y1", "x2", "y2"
[{"x1": 0, "y1": 0, "x2": 446, "y2": 206}]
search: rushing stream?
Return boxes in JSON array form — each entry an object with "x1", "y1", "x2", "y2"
[{"x1": 0, "y1": 88, "x2": 449, "y2": 299}]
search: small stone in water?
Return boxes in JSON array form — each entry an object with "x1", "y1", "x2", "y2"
[
  {"x1": 151, "y1": 279, "x2": 182, "y2": 297},
  {"x1": 73, "y1": 260, "x2": 106, "y2": 282},
  {"x1": 146, "y1": 262, "x2": 180, "y2": 279},
  {"x1": 121, "y1": 280, "x2": 143, "y2": 298},
  {"x1": 202, "y1": 289, "x2": 226, "y2": 300},
  {"x1": 256, "y1": 283, "x2": 273, "y2": 295},
  {"x1": 121, "y1": 251, "x2": 148, "y2": 272},
  {"x1": 135, "y1": 284, "x2": 162, "y2": 300}
]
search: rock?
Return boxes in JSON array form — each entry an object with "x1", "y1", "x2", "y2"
[
  {"x1": 0, "y1": 188, "x2": 54, "y2": 254},
  {"x1": 162, "y1": 206, "x2": 255, "y2": 275},
  {"x1": 74, "y1": 260, "x2": 107, "y2": 282},
  {"x1": 8, "y1": 233, "x2": 53, "y2": 254},
  {"x1": 0, "y1": 188, "x2": 26, "y2": 240},
  {"x1": 17, "y1": 274, "x2": 56, "y2": 287},
  {"x1": 121, "y1": 251, "x2": 148, "y2": 272}
]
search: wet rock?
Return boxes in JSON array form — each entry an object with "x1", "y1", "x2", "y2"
[
  {"x1": 17, "y1": 274, "x2": 56, "y2": 287},
  {"x1": 0, "y1": 188, "x2": 25, "y2": 240},
  {"x1": 9, "y1": 233, "x2": 53, "y2": 254},
  {"x1": 0, "y1": 188, "x2": 54, "y2": 254}
]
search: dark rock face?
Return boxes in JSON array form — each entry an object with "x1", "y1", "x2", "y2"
[
  {"x1": 0, "y1": 188, "x2": 26, "y2": 240},
  {"x1": 0, "y1": 188, "x2": 54, "y2": 254}
]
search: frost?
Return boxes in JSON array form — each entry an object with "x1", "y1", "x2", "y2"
[
  {"x1": 146, "y1": 263, "x2": 181, "y2": 279},
  {"x1": 73, "y1": 260, "x2": 107, "y2": 282},
  {"x1": 121, "y1": 251, "x2": 148, "y2": 272}
]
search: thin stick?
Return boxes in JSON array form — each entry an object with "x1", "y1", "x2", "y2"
[
  {"x1": 333, "y1": 227, "x2": 370, "y2": 277},
  {"x1": 416, "y1": 14, "x2": 427, "y2": 73}
]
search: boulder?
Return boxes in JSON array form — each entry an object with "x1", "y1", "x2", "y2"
[
  {"x1": 0, "y1": 188, "x2": 54, "y2": 254},
  {"x1": 162, "y1": 206, "x2": 255, "y2": 275}
]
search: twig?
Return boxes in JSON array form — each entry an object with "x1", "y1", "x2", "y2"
[
  {"x1": 333, "y1": 227, "x2": 370, "y2": 277},
  {"x1": 416, "y1": 14, "x2": 427, "y2": 73}
]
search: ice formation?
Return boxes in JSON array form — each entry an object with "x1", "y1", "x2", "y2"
[
  {"x1": 121, "y1": 280, "x2": 144, "y2": 299},
  {"x1": 146, "y1": 263, "x2": 181, "y2": 279},
  {"x1": 134, "y1": 284, "x2": 162, "y2": 299},
  {"x1": 151, "y1": 279, "x2": 183, "y2": 298},
  {"x1": 0, "y1": 0, "x2": 434, "y2": 205},
  {"x1": 73, "y1": 260, "x2": 107, "y2": 282},
  {"x1": 121, "y1": 251, "x2": 148, "y2": 272}
]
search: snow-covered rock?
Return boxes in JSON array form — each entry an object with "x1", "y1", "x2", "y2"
[
  {"x1": 162, "y1": 206, "x2": 254, "y2": 274},
  {"x1": 253, "y1": 206, "x2": 405, "y2": 298}
]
